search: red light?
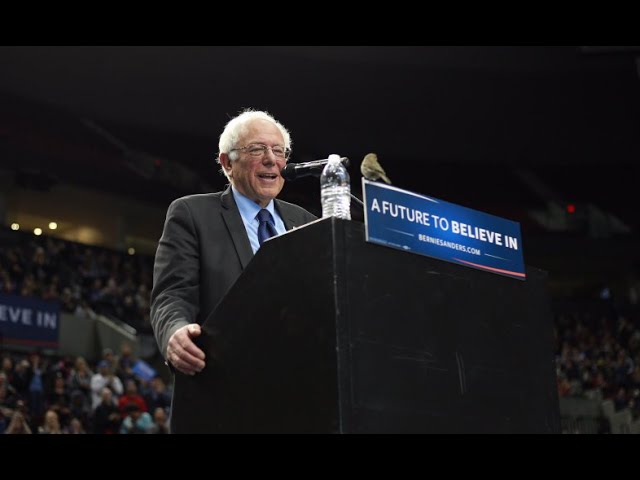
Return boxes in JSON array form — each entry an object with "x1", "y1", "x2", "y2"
[
  {"x1": 567, "y1": 204, "x2": 576, "y2": 214},
  {"x1": 154, "y1": 159, "x2": 162, "y2": 168}
]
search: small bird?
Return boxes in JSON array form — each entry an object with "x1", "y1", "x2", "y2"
[{"x1": 360, "y1": 153, "x2": 391, "y2": 184}]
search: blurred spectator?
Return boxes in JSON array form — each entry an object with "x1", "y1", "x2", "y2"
[
  {"x1": 67, "y1": 356, "x2": 93, "y2": 399},
  {"x1": 12, "y1": 359, "x2": 33, "y2": 398},
  {"x1": 38, "y1": 409, "x2": 63, "y2": 434},
  {"x1": 143, "y1": 376, "x2": 172, "y2": 414},
  {"x1": 66, "y1": 417, "x2": 86, "y2": 434},
  {"x1": 116, "y1": 343, "x2": 136, "y2": 384},
  {"x1": 28, "y1": 352, "x2": 46, "y2": 420},
  {"x1": 46, "y1": 374, "x2": 71, "y2": 426},
  {"x1": 68, "y1": 390, "x2": 91, "y2": 429},
  {"x1": 5, "y1": 411, "x2": 32, "y2": 434},
  {"x1": 90, "y1": 361, "x2": 123, "y2": 410},
  {"x1": 92, "y1": 388, "x2": 121, "y2": 434},
  {"x1": 101, "y1": 348, "x2": 116, "y2": 371},
  {"x1": 1, "y1": 356, "x2": 13, "y2": 383},
  {"x1": 118, "y1": 380, "x2": 147, "y2": 415},
  {"x1": 119, "y1": 402, "x2": 153, "y2": 434},
  {"x1": 149, "y1": 407, "x2": 170, "y2": 434}
]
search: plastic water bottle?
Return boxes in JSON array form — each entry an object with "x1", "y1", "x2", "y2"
[{"x1": 321, "y1": 154, "x2": 351, "y2": 220}]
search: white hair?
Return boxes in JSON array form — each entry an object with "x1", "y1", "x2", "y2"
[{"x1": 217, "y1": 109, "x2": 292, "y2": 181}]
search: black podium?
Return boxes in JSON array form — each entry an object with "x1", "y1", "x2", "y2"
[{"x1": 171, "y1": 218, "x2": 560, "y2": 433}]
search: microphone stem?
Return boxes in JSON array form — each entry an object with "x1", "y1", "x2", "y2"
[{"x1": 350, "y1": 194, "x2": 364, "y2": 208}]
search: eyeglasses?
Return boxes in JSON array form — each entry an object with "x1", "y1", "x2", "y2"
[{"x1": 230, "y1": 143, "x2": 291, "y2": 160}]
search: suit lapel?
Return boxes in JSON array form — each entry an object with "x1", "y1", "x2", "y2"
[
  {"x1": 220, "y1": 186, "x2": 254, "y2": 269},
  {"x1": 275, "y1": 200, "x2": 298, "y2": 231}
]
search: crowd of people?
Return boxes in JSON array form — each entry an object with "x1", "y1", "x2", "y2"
[
  {"x1": 0, "y1": 227, "x2": 154, "y2": 332},
  {"x1": 0, "y1": 345, "x2": 172, "y2": 434},
  {"x1": 555, "y1": 281, "x2": 640, "y2": 428},
  {"x1": 0, "y1": 226, "x2": 169, "y2": 433}
]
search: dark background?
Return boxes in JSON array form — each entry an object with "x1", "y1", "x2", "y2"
[{"x1": 1, "y1": 45, "x2": 639, "y2": 292}]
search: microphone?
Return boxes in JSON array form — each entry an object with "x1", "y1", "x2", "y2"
[{"x1": 281, "y1": 157, "x2": 350, "y2": 181}]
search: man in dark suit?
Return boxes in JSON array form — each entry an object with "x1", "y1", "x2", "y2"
[{"x1": 150, "y1": 109, "x2": 316, "y2": 377}]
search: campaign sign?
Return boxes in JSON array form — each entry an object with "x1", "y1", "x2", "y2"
[
  {"x1": 132, "y1": 359, "x2": 158, "y2": 382},
  {"x1": 363, "y1": 179, "x2": 525, "y2": 280},
  {"x1": 0, "y1": 293, "x2": 60, "y2": 347}
]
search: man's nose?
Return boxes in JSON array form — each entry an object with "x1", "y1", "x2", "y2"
[{"x1": 262, "y1": 151, "x2": 277, "y2": 164}]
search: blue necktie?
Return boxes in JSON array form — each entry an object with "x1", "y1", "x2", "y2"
[{"x1": 257, "y1": 209, "x2": 277, "y2": 246}]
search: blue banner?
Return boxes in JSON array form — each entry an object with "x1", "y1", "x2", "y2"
[
  {"x1": 0, "y1": 293, "x2": 60, "y2": 348},
  {"x1": 363, "y1": 179, "x2": 525, "y2": 280}
]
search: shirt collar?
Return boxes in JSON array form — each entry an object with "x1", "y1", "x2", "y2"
[{"x1": 231, "y1": 185, "x2": 276, "y2": 223}]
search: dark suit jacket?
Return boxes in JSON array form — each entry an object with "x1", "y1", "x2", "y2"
[{"x1": 150, "y1": 186, "x2": 316, "y2": 360}]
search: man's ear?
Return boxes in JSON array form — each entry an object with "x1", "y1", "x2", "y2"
[{"x1": 219, "y1": 153, "x2": 232, "y2": 176}]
